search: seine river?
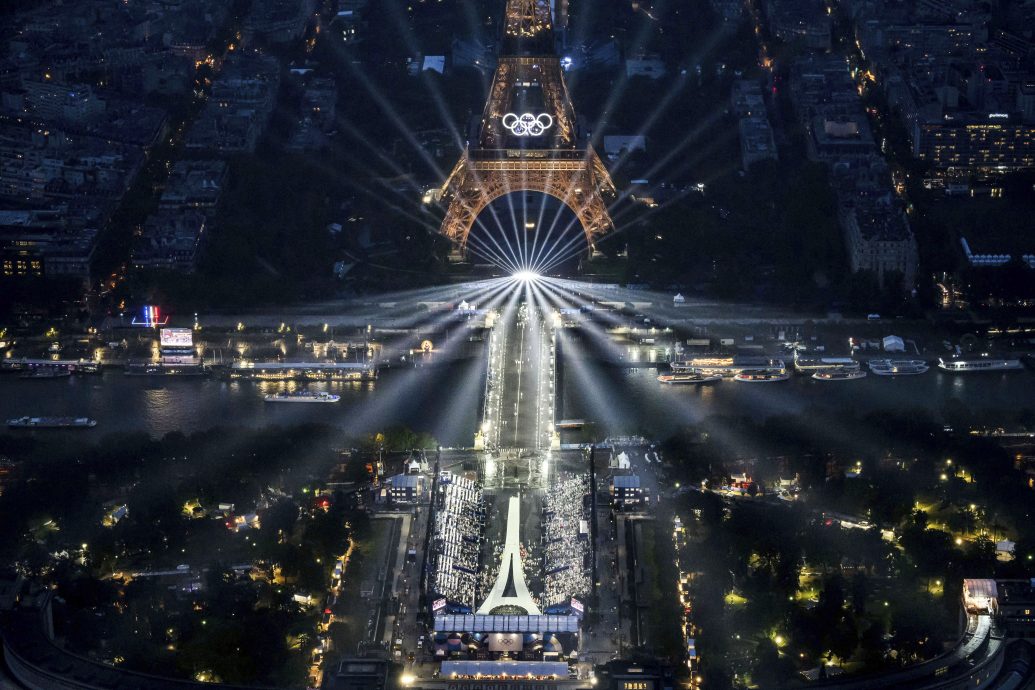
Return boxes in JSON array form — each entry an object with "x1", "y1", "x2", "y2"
[{"x1": 1, "y1": 356, "x2": 1032, "y2": 447}]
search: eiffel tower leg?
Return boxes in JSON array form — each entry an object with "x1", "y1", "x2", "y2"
[
  {"x1": 440, "y1": 158, "x2": 613, "y2": 268},
  {"x1": 573, "y1": 192, "x2": 612, "y2": 248},
  {"x1": 441, "y1": 184, "x2": 482, "y2": 263},
  {"x1": 436, "y1": 160, "x2": 484, "y2": 262}
]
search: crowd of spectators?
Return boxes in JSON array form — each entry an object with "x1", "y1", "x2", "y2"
[
  {"x1": 541, "y1": 475, "x2": 591, "y2": 606},
  {"x1": 429, "y1": 475, "x2": 484, "y2": 608},
  {"x1": 431, "y1": 473, "x2": 591, "y2": 613},
  {"x1": 476, "y1": 534, "x2": 506, "y2": 604}
]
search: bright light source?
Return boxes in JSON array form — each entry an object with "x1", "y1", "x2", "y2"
[
  {"x1": 513, "y1": 270, "x2": 540, "y2": 283},
  {"x1": 401, "y1": 673, "x2": 416, "y2": 686}
]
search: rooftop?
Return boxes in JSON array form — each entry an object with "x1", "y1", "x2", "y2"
[
  {"x1": 440, "y1": 660, "x2": 570, "y2": 677},
  {"x1": 853, "y1": 207, "x2": 913, "y2": 242},
  {"x1": 434, "y1": 614, "x2": 580, "y2": 633},
  {"x1": 612, "y1": 475, "x2": 641, "y2": 488}
]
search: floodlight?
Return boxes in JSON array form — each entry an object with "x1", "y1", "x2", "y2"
[{"x1": 513, "y1": 269, "x2": 540, "y2": 283}]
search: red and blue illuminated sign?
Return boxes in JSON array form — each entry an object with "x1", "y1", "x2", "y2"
[{"x1": 131, "y1": 305, "x2": 169, "y2": 327}]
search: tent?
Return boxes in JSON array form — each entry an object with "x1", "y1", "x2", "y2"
[
  {"x1": 882, "y1": 335, "x2": 905, "y2": 352},
  {"x1": 997, "y1": 540, "x2": 1016, "y2": 560}
]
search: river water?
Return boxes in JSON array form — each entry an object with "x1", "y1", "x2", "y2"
[
  {"x1": 1, "y1": 352, "x2": 1032, "y2": 447},
  {"x1": 558, "y1": 358, "x2": 1035, "y2": 437}
]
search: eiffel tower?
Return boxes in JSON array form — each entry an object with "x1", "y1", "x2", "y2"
[{"x1": 439, "y1": 0, "x2": 615, "y2": 261}]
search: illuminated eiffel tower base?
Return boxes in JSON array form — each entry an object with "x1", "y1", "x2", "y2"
[{"x1": 440, "y1": 0, "x2": 614, "y2": 263}]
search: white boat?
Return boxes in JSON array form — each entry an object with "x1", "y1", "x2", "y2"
[
  {"x1": 657, "y1": 373, "x2": 722, "y2": 385},
  {"x1": 263, "y1": 391, "x2": 340, "y2": 403},
  {"x1": 938, "y1": 356, "x2": 1024, "y2": 373},
  {"x1": 868, "y1": 359, "x2": 929, "y2": 376},
  {"x1": 733, "y1": 369, "x2": 790, "y2": 382},
  {"x1": 813, "y1": 368, "x2": 867, "y2": 381},
  {"x1": 793, "y1": 353, "x2": 860, "y2": 372}
]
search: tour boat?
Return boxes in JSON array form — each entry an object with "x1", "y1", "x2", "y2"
[
  {"x1": 124, "y1": 362, "x2": 206, "y2": 376},
  {"x1": 793, "y1": 353, "x2": 860, "y2": 372},
  {"x1": 263, "y1": 391, "x2": 341, "y2": 403},
  {"x1": 657, "y1": 373, "x2": 722, "y2": 385},
  {"x1": 733, "y1": 369, "x2": 790, "y2": 382},
  {"x1": 868, "y1": 359, "x2": 929, "y2": 376},
  {"x1": 671, "y1": 355, "x2": 785, "y2": 377},
  {"x1": 937, "y1": 356, "x2": 1024, "y2": 373},
  {"x1": 812, "y1": 369, "x2": 868, "y2": 381}
]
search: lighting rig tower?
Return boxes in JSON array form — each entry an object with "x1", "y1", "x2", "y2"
[{"x1": 439, "y1": 0, "x2": 614, "y2": 260}]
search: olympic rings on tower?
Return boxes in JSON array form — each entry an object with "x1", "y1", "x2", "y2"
[{"x1": 501, "y1": 112, "x2": 554, "y2": 137}]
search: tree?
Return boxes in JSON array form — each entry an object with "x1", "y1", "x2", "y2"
[
  {"x1": 751, "y1": 637, "x2": 795, "y2": 686},
  {"x1": 859, "y1": 619, "x2": 887, "y2": 667},
  {"x1": 328, "y1": 620, "x2": 361, "y2": 657},
  {"x1": 945, "y1": 508, "x2": 976, "y2": 535},
  {"x1": 911, "y1": 509, "x2": 928, "y2": 530},
  {"x1": 304, "y1": 503, "x2": 351, "y2": 562},
  {"x1": 850, "y1": 571, "x2": 868, "y2": 615},
  {"x1": 966, "y1": 537, "x2": 996, "y2": 574},
  {"x1": 818, "y1": 574, "x2": 846, "y2": 620},
  {"x1": 260, "y1": 500, "x2": 300, "y2": 551},
  {"x1": 752, "y1": 638, "x2": 781, "y2": 686},
  {"x1": 828, "y1": 612, "x2": 859, "y2": 663},
  {"x1": 900, "y1": 527, "x2": 956, "y2": 579},
  {"x1": 689, "y1": 490, "x2": 725, "y2": 529}
]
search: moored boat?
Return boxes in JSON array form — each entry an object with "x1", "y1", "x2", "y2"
[
  {"x1": 263, "y1": 391, "x2": 340, "y2": 403},
  {"x1": 7, "y1": 416, "x2": 96, "y2": 428},
  {"x1": 671, "y1": 355, "x2": 785, "y2": 377},
  {"x1": 733, "y1": 369, "x2": 790, "y2": 382},
  {"x1": 937, "y1": 356, "x2": 1024, "y2": 373},
  {"x1": 1, "y1": 358, "x2": 98, "y2": 374},
  {"x1": 124, "y1": 362, "x2": 206, "y2": 376},
  {"x1": 813, "y1": 368, "x2": 868, "y2": 381},
  {"x1": 19, "y1": 367, "x2": 72, "y2": 379},
  {"x1": 793, "y1": 353, "x2": 860, "y2": 373},
  {"x1": 657, "y1": 373, "x2": 722, "y2": 385},
  {"x1": 868, "y1": 359, "x2": 929, "y2": 376}
]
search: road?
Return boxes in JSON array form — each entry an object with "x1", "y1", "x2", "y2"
[{"x1": 493, "y1": 301, "x2": 553, "y2": 451}]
